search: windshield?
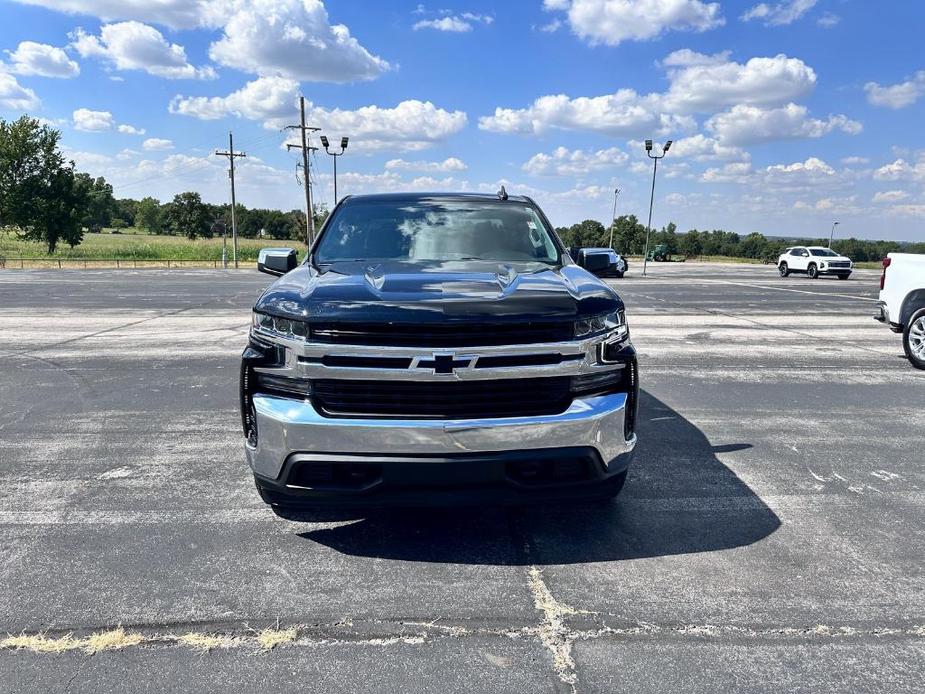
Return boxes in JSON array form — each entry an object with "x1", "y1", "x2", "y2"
[
  {"x1": 810, "y1": 248, "x2": 839, "y2": 256},
  {"x1": 314, "y1": 200, "x2": 561, "y2": 265}
]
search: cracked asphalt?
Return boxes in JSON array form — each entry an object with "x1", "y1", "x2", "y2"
[{"x1": 0, "y1": 262, "x2": 922, "y2": 693}]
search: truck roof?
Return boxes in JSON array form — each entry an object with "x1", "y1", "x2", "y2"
[{"x1": 339, "y1": 192, "x2": 535, "y2": 205}]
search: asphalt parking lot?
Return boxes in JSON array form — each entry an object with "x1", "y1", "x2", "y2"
[{"x1": 1, "y1": 262, "x2": 923, "y2": 693}]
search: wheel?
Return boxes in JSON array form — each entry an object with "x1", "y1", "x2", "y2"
[
  {"x1": 903, "y1": 308, "x2": 925, "y2": 370},
  {"x1": 615, "y1": 271, "x2": 625, "y2": 279},
  {"x1": 807, "y1": 263, "x2": 819, "y2": 279},
  {"x1": 837, "y1": 274, "x2": 849, "y2": 280},
  {"x1": 778, "y1": 262, "x2": 789, "y2": 277}
]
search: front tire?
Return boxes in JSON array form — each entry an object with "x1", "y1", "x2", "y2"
[
  {"x1": 807, "y1": 263, "x2": 819, "y2": 279},
  {"x1": 903, "y1": 308, "x2": 925, "y2": 370},
  {"x1": 837, "y1": 273, "x2": 850, "y2": 280},
  {"x1": 615, "y1": 271, "x2": 625, "y2": 279},
  {"x1": 779, "y1": 262, "x2": 790, "y2": 277}
]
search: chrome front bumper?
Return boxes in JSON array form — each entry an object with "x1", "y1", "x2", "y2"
[{"x1": 245, "y1": 391, "x2": 636, "y2": 482}]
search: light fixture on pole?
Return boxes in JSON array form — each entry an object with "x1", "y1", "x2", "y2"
[
  {"x1": 641, "y1": 139, "x2": 671, "y2": 277},
  {"x1": 828, "y1": 221, "x2": 840, "y2": 248},
  {"x1": 609, "y1": 188, "x2": 621, "y2": 250},
  {"x1": 320, "y1": 135, "x2": 349, "y2": 204}
]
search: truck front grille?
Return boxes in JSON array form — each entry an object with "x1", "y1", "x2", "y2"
[
  {"x1": 828, "y1": 261, "x2": 850, "y2": 268},
  {"x1": 309, "y1": 321, "x2": 574, "y2": 347},
  {"x1": 312, "y1": 377, "x2": 573, "y2": 419}
]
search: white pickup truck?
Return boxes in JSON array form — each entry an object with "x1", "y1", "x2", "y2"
[{"x1": 875, "y1": 253, "x2": 925, "y2": 370}]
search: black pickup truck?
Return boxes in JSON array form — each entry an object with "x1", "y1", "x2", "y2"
[{"x1": 241, "y1": 192, "x2": 638, "y2": 511}]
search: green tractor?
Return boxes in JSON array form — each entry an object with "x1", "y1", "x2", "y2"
[{"x1": 646, "y1": 244, "x2": 671, "y2": 262}]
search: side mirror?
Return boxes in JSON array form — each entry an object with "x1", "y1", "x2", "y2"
[
  {"x1": 577, "y1": 249, "x2": 612, "y2": 274},
  {"x1": 257, "y1": 248, "x2": 297, "y2": 276}
]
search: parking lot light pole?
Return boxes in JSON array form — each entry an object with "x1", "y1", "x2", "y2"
[
  {"x1": 642, "y1": 139, "x2": 671, "y2": 277},
  {"x1": 828, "y1": 221, "x2": 840, "y2": 248},
  {"x1": 609, "y1": 188, "x2": 621, "y2": 249},
  {"x1": 320, "y1": 135, "x2": 349, "y2": 203}
]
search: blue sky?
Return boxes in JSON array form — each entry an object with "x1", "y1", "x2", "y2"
[{"x1": 1, "y1": 0, "x2": 923, "y2": 241}]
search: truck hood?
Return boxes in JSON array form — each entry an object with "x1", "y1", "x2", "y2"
[{"x1": 254, "y1": 259, "x2": 623, "y2": 324}]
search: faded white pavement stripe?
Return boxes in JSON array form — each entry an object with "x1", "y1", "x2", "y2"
[{"x1": 677, "y1": 278, "x2": 879, "y2": 301}]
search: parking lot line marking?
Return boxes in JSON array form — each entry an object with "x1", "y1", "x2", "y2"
[
  {"x1": 699, "y1": 279, "x2": 879, "y2": 302},
  {"x1": 3, "y1": 621, "x2": 923, "y2": 657}
]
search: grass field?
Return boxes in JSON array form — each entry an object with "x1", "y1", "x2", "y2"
[
  {"x1": 0, "y1": 231, "x2": 882, "y2": 270},
  {"x1": 0, "y1": 229, "x2": 307, "y2": 264}
]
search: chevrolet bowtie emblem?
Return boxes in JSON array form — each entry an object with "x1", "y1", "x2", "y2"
[{"x1": 416, "y1": 353, "x2": 474, "y2": 375}]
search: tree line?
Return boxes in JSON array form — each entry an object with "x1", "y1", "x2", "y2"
[
  {"x1": 0, "y1": 115, "x2": 325, "y2": 253},
  {"x1": 124, "y1": 194, "x2": 327, "y2": 244},
  {"x1": 557, "y1": 216, "x2": 925, "y2": 263},
  {"x1": 2, "y1": 115, "x2": 921, "y2": 260}
]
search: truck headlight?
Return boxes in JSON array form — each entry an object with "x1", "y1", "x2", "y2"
[
  {"x1": 252, "y1": 311, "x2": 309, "y2": 339},
  {"x1": 575, "y1": 309, "x2": 627, "y2": 340}
]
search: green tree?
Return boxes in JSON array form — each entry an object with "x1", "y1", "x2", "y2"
[
  {"x1": 0, "y1": 116, "x2": 90, "y2": 253},
  {"x1": 166, "y1": 191, "x2": 209, "y2": 239},
  {"x1": 135, "y1": 196, "x2": 164, "y2": 234},
  {"x1": 654, "y1": 222, "x2": 679, "y2": 255},
  {"x1": 112, "y1": 198, "x2": 137, "y2": 228},
  {"x1": 679, "y1": 229, "x2": 703, "y2": 258},
  {"x1": 611, "y1": 215, "x2": 647, "y2": 254},
  {"x1": 76, "y1": 174, "x2": 115, "y2": 232}
]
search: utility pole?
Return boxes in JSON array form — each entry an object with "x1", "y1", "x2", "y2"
[
  {"x1": 828, "y1": 221, "x2": 840, "y2": 248},
  {"x1": 214, "y1": 131, "x2": 246, "y2": 268},
  {"x1": 609, "y1": 187, "x2": 621, "y2": 250},
  {"x1": 286, "y1": 96, "x2": 319, "y2": 246}
]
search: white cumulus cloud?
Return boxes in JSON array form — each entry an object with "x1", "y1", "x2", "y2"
[
  {"x1": 172, "y1": 82, "x2": 467, "y2": 152},
  {"x1": 864, "y1": 72, "x2": 925, "y2": 110},
  {"x1": 71, "y1": 22, "x2": 216, "y2": 79},
  {"x1": 209, "y1": 0, "x2": 390, "y2": 82},
  {"x1": 17, "y1": 1, "x2": 390, "y2": 84},
  {"x1": 701, "y1": 162, "x2": 753, "y2": 183},
  {"x1": 873, "y1": 158, "x2": 925, "y2": 182},
  {"x1": 413, "y1": 11, "x2": 493, "y2": 32},
  {"x1": 479, "y1": 91, "x2": 695, "y2": 137},
  {"x1": 872, "y1": 190, "x2": 909, "y2": 204},
  {"x1": 480, "y1": 51, "x2": 817, "y2": 137},
  {"x1": 0, "y1": 68, "x2": 41, "y2": 110},
  {"x1": 642, "y1": 134, "x2": 749, "y2": 161},
  {"x1": 385, "y1": 158, "x2": 468, "y2": 172},
  {"x1": 662, "y1": 51, "x2": 817, "y2": 112},
  {"x1": 706, "y1": 103, "x2": 862, "y2": 145},
  {"x1": 11, "y1": 0, "x2": 224, "y2": 30},
  {"x1": 544, "y1": 0, "x2": 724, "y2": 46},
  {"x1": 6, "y1": 41, "x2": 79, "y2": 78},
  {"x1": 142, "y1": 137, "x2": 174, "y2": 150},
  {"x1": 72, "y1": 107, "x2": 142, "y2": 133},
  {"x1": 300, "y1": 100, "x2": 468, "y2": 152},
  {"x1": 741, "y1": 1, "x2": 817, "y2": 26},
  {"x1": 73, "y1": 108, "x2": 115, "y2": 131},
  {"x1": 170, "y1": 76, "x2": 300, "y2": 122},
  {"x1": 522, "y1": 146, "x2": 628, "y2": 176}
]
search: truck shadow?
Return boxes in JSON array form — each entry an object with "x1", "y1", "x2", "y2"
[{"x1": 297, "y1": 390, "x2": 781, "y2": 565}]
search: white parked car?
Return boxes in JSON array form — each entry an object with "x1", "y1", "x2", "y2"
[
  {"x1": 875, "y1": 253, "x2": 925, "y2": 370},
  {"x1": 778, "y1": 246, "x2": 853, "y2": 280}
]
